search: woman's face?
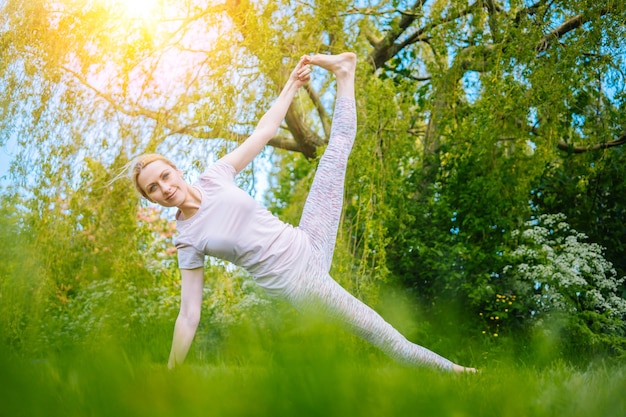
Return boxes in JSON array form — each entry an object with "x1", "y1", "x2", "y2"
[{"x1": 136, "y1": 160, "x2": 188, "y2": 207}]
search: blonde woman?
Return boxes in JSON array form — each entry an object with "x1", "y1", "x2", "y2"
[{"x1": 131, "y1": 53, "x2": 475, "y2": 373}]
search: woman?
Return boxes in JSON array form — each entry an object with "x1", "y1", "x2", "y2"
[{"x1": 132, "y1": 53, "x2": 475, "y2": 373}]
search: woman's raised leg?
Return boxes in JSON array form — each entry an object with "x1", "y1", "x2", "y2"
[
  {"x1": 291, "y1": 54, "x2": 475, "y2": 373},
  {"x1": 298, "y1": 53, "x2": 357, "y2": 272}
]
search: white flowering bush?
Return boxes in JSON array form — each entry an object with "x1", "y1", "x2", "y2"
[
  {"x1": 502, "y1": 214, "x2": 626, "y2": 319},
  {"x1": 493, "y1": 213, "x2": 626, "y2": 356}
]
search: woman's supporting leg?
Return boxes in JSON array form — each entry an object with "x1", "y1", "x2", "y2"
[
  {"x1": 299, "y1": 53, "x2": 357, "y2": 272},
  {"x1": 285, "y1": 268, "x2": 456, "y2": 371}
]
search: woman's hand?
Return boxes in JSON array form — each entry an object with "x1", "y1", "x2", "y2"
[{"x1": 289, "y1": 56, "x2": 311, "y2": 88}]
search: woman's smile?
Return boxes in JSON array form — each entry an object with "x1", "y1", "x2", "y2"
[{"x1": 166, "y1": 189, "x2": 177, "y2": 201}]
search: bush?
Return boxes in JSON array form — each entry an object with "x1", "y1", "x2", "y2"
[{"x1": 484, "y1": 213, "x2": 626, "y2": 357}]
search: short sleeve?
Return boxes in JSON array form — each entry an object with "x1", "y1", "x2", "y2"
[
  {"x1": 201, "y1": 159, "x2": 236, "y2": 183},
  {"x1": 176, "y1": 243, "x2": 205, "y2": 269}
]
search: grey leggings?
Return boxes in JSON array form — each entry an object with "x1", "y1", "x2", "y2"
[{"x1": 287, "y1": 97, "x2": 455, "y2": 371}]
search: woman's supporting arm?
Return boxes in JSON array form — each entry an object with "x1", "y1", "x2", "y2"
[
  {"x1": 220, "y1": 56, "x2": 311, "y2": 174},
  {"x1": 168, "y1": 267, "x2": 204, "y2": 369}
]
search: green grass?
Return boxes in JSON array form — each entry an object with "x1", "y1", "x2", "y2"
[{"x1": 2, "y1": 320, "x2": 625, "y2": 417}]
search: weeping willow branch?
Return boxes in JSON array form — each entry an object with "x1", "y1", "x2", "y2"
[
  {"x1": 61, "y1": 65, "x2": 302, "y2": 154},
  {"x1": 557, "y1": 133, "x2": 626, "y2": 154},
  {"x1": 536, "y1": 8, "x2": 610, "y2": 53}
]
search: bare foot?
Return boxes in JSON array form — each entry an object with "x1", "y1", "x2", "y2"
[
  {"x1": 453, "y1": 364, "x2": 478, "y2": 373},
  {"x1": 303, "y1": 52, "x2": 356, "y2": 98},
  {"x1": 304, "y1": 52, "x2": 356, "y2": 79}
]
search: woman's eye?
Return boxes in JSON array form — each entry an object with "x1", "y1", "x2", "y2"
[{"x1": 163, "y1": 173, "x2": 169, "y2": 179}]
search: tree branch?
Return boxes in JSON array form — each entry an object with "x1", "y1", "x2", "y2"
[
  {"x1": 62, "y1": 66, "x2": 162, "y2": 120},
  {"x1": 284, "y1": 105, "x2": 326, "y2": 158},
  {"x1": 557, "y1": 133, "x2": 626, "y2": 153},
  {"x1": 62, "y1": 65, "x2": 303, "y2": 153},
  {"x1": 400, "y1": 2, "x2": 483, "y2": 54},
  {"x1": 362, "y1": 27, "x2": 383, "y2": 48},
  {"x1": 369, "y1": 1, "x2": 485, "y2": 70},
  {"x1": 367, "y1": 0, "x2": 427, "y2": 69},
  {"x1": 536, "y1": 8, "x2": 609, "y2": 52},
  {"x1": 514, "y1": 116, "x2": 626, "y2": 154},
  {"x1": 224, "y1": 0, "x2": 322, "y2": 157},
  {"x1": 513, "y1": 0, "x2": 548, "y2": 24},
  {"x1": 304, "y1": 83, "x2": 331, "y2": 138}
]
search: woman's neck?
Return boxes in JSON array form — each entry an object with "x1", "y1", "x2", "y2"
[{"x1": 177, "y1": 185, "x2": 202, "y2": 220}]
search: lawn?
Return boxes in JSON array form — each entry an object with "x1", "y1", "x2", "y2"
[{"x1": 1, "y1": 320, "x2": 624, "y2": 417}]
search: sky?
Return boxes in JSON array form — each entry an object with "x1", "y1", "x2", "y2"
[{"x1": 0, "y1": 136, "x2": 15, "y2": 186}]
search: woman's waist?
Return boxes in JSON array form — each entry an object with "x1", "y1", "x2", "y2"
[{"x1": 243, "y1": 227, "x2": 312, "y2": 290}]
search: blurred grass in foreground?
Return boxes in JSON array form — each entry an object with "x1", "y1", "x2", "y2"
[{"x1": 1, "y1": 316, "x2": 625, "y2": 417}]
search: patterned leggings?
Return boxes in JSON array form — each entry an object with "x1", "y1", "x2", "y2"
[{"x1": 286, "y1": 97, "x2": 455, "y2": 371}]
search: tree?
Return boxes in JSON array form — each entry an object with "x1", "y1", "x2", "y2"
[{"x1": 1, "y1": 0, "x2": 625, "y2": 354}]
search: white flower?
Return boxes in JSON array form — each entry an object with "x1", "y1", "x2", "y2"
[{"x1": 500, "y1": 213, "x2": 626, "y2": 320}]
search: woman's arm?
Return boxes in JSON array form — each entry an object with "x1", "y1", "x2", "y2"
[
  {"x1": 168, "y1": 267, "x2": 204, "y2": 369},
  {"x1": 220, "y1": 56, "x2": 311, "y2": 174}
]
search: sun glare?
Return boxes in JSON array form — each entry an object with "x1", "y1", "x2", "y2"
[{"x1": 115, "y1": 0, "x2": 159, "y2": 20}]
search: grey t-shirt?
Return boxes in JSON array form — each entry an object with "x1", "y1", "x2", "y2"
[{"x1": 174, "y1": 159, "x2": 309, "y2": 293}]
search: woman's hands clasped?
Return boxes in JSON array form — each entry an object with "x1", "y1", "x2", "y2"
[{"x1": 290, "y1": 56, "x2": 312, "y2": 87}]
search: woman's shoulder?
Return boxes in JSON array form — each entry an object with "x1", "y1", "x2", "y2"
[{"x1": 198, "y1": 159, "x2": 236, "y2": 183}]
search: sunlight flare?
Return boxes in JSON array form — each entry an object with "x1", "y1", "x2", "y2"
[{"x1": 110, "y1": 0, "x2": 159, "y2": 20}]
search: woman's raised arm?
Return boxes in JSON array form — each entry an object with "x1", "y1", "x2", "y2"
[{"x1": 220, "y1": 57, "x2": 311, "y2": 174}]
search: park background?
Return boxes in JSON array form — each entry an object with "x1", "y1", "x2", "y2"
[{"x1": 1, "y1": 0, "x2": 625, "y2": 416}]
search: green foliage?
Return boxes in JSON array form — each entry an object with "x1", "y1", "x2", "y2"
[
  {"x1": 533, "y1": 148, "x2": 626, "y2": 278},
  {"x1": 41, "y1": 278, "x2": 178, "y2": 354},
  {"x1": 0, "y1": 196, "x2": 50, "y2": 352},
  {"x1": 2, "y1": 0, "x2": 626, "y2": 379},
  {"x1": 265, "y1": 149, "x2": 316, "y2": 224}
]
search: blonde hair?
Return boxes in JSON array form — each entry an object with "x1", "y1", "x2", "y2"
[{"x1": 129, "y1": 153, "x2": 178, "y2": 200}]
